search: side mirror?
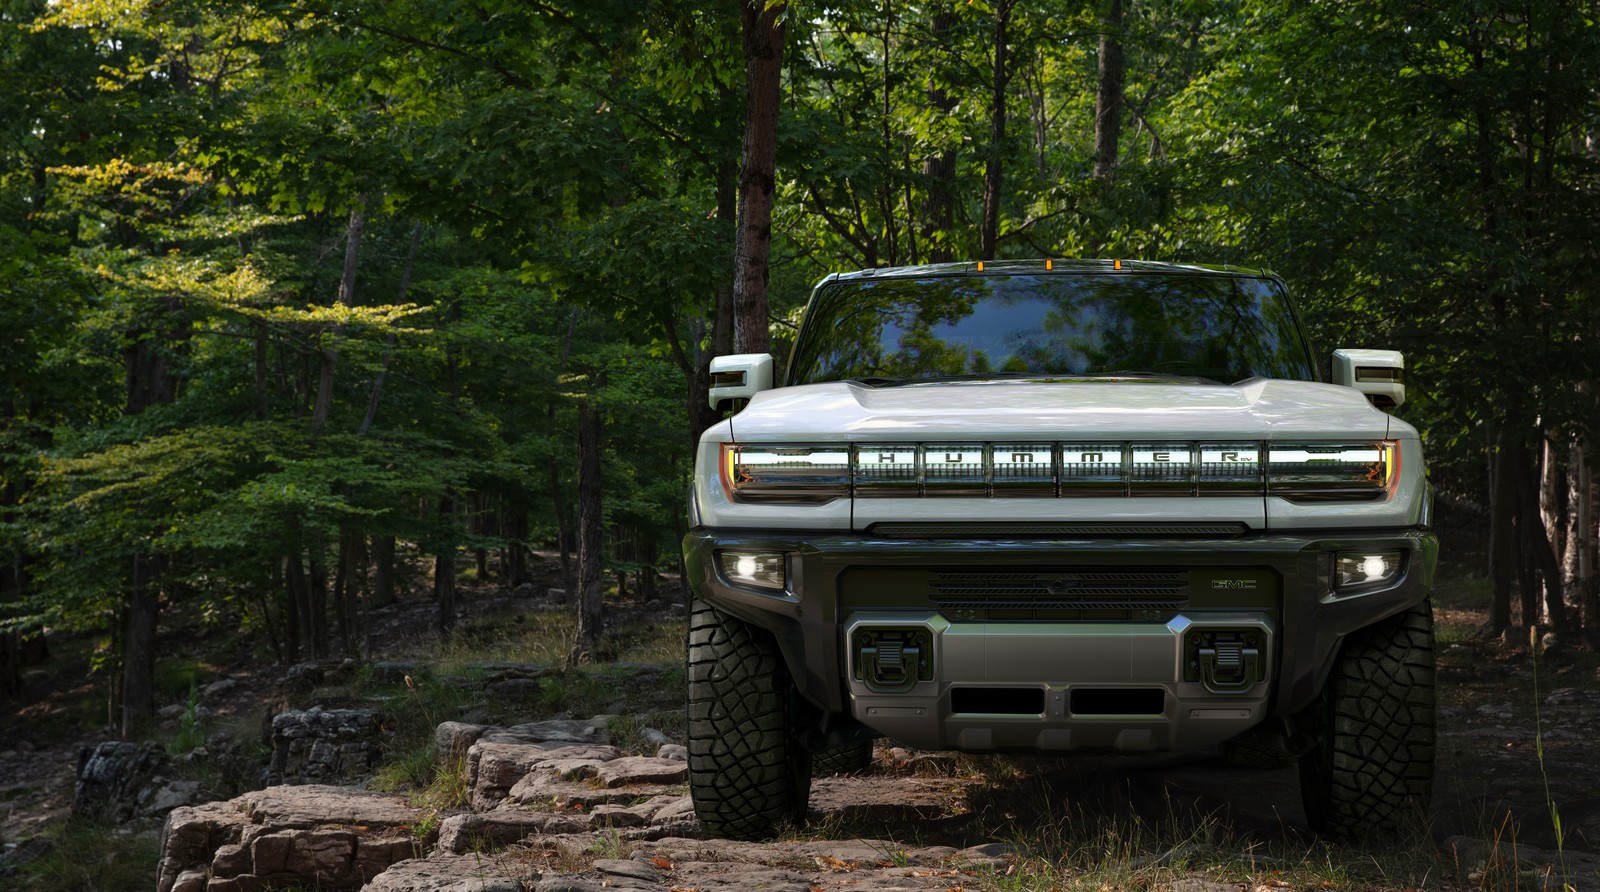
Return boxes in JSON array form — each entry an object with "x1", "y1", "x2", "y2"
[
  {"x1": 1332, "y1": 348, "x2": 1405, "y2": 409},
  {"x1": 708, "y1": 353, "x2": 774, "y2": 410}
]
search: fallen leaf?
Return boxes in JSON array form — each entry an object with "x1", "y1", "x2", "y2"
[{"x1": 651, "y1": 856, "x2": 674, "y2": 870}]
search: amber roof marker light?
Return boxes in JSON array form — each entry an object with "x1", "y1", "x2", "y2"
[
  {"x1": 1045, "y1": 259, "x2": 1054, "y2": 270},
  {"x1": 1114, "y1": 258, "x2": 1123, "y2": 270}
]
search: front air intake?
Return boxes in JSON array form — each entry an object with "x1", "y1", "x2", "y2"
[
  {"x1": 950, "y1": 687, "x2": 1045, "y2": 715},
  {"x1": 1069, "y1": 688, "x2": 1166, "y2": 716}
]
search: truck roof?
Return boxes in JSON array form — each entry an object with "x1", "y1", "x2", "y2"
[{"x1": 825, "y1": 258, "x2": 1274, "y2": 283}]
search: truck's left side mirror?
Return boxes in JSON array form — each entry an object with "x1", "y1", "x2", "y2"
[
  {"x1": 1332, "y1": 348, "x2": 1405, "y2": 409},
  {"x1": 708, "y1": 353, "x2": 774, "y2": 410}
]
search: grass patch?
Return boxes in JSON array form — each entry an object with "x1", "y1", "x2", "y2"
[{"x1": 16, "y1": 820, "x2": 162, "y2": 892}]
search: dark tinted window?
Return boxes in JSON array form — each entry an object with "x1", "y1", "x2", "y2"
[{"x1": 786, "y1": 273, "x2": 1315, "y2": 386}]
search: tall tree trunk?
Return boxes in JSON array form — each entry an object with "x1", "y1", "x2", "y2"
[
  {"x1": 732, "y1": 0, "x2": 786, "y2": 354},
  {"x1": 1522, "y1": 477, "x2": 1572, "y2": 636},
  {"x1": 371, "y1": 535, "x2": 397, "y2": 608},
  {"x1": 548, "y1": 310, "x2": 580, "y2": 588},
  {"x1": 979, "y1": 0, "x2": 1016, "y2": 261},
  {"x1": 311, "y1": 200, "x2": 366, "y2": 439},
  {"x1": 921, "y1": 9, "x2": 957, "y2": 264},
  {"x1": 120, "y1": 557, "x2": 159, "y2": 739},
  {"x1": 1488, "y1": 426, "x2": 1517, "y2": 634},
  {"x1": 1578, "y1": 444, "x2": 1599, "y2": 645},
  {"x1": 308, "y1": 547, "x2": 329, "y2": 659},
  {"x1": 1093, "y1": 0, "x2": 1125, "y2": 180},
  {"x1": 570, "y1": 402, "x2": 605, "y2": 665},
  {"x1": 690, "y1": 159, "x2": 740, "y2": 442},
  {"x1": 283, "y1": 554, "x2": 302, "y2": 663},
  {"x1": 436, "y1": 498, "x2": 457, "y2": 636},
  {"x1": 119, "y1": 297, "x2": 184, "y2": 733}
]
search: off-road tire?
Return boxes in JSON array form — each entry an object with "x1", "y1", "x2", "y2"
[
  {"x1": 1299, "y1": 599, "x2": 1435, "y2": 841},
  {"x1": 812, "y1": 739, "x2": 874, "y2": 776},
  {"x1": 687, "y1": 598, "x2": 812, "y2": 840}
]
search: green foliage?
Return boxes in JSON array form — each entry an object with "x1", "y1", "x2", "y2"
[{"x1": 4, "y1": 0, "x2": 1599, "y2": 739}]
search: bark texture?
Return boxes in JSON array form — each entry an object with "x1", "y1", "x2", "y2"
[
  {"x1": 570, "y1": 402, "x2": 605, "y2": 665},
  {"x1": 979, "y1": 0, "x2": 1015, "y2": 261},
  {"x1": 732, "y1": 1, "x2": 786, "y2": 354},
  {"x1": 1092, "y1": 0, "x2": 1125, "y2": 180}
]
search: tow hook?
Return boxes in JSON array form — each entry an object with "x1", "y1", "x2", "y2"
[
  {"x1": 1187, "y1": 630, "x2": 1263, "y2": 695},
  {"x1": 853, "y1": 628, "x2": 932, "y2": 693}
]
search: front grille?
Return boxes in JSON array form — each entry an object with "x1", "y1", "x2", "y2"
[{"x1": 931, "y1": 569, "x2": 1187, "y2": 622}]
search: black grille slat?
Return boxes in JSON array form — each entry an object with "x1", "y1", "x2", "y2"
[
  {"x1": 928, "y1": 569, "x2": 1187, "y2": 622},
  {"x1": 868, "y1": 522, "x2": 1250, "y2": 539}
]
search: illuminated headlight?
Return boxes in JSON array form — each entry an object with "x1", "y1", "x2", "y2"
[
  {"x1": 718, "y1": 551, "x2": 787, "y2": 590},
  {"x1": 1335, "y1": 552, "x2": 1403, "y2": 589},
  {"x1": 1267, "y1": 441, "x2": 1398, "y2": 501},
  {"x1": 721, "y1": 445, "x2": 850, "y2": 503}
]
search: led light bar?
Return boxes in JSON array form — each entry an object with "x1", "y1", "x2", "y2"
[
  {"x1": 721, "y1": 445, "x2": 850, "y2": 503},
  {"x1": 719, "y1": 441, "x2": 1397, "y2": 503},
  {"x1": 1266, "y1": 442, "x2": 1397, "y2": 501}
]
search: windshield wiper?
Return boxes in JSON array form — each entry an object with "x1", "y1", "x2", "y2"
[
  {"x1": 848, "y1": 373, "x2": 1049, "y2": 387},
  {"x1": 847, "y1": 371, "x2": 1224, "y2": 387},
  {"x1": 1088, "y1": 370, "x2": 1225, "y2": 385}
]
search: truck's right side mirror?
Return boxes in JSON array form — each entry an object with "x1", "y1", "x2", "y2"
[
  {"x1": 708, "y1": 353, "x2": 774, "y2": 410},
  {"x1": 1332, "y1": 348, "x2": 1405, "y2": 409}
]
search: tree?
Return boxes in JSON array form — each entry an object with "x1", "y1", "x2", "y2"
[{"x1": 733, "y1": 1, "x2": 788, "y2": 353}]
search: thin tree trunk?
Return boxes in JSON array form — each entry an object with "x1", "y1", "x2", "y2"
[
  {"x1": 732, "y1": 0, "x2": 786, "y2": 354},
  {"x1": 1488, "y1": 426, "x2": 1517, "y2": 634},
  {"x1": 1093, "y1": 0, "x2": 1125, "y2": 180},
  {"x1": 308, "y1": 548, "x2": 329, "y2": 659},
  {"x1": 921, "y1": 9, "x2": 957, "y2": 264},
  {"x1": 690, "y1": 159, "x2": 740, "y2": 442},
  {"x1": 371, "y1": 535, "x2": 397, "y2": 608},
  {"x1": 1579, "y1": 444, "x2": 1598, "y2": 645},
  {"x1": 570, "y1": 402, "x2": 605, "y2": 665},
  {"x1": 1523, "y1": 477, "x2": 1572, "y2": 636},
  {"x1": 548, "y1": 310, "x2": 580, "y2": 588},
  {"x1": 283, "y1": 554, "x2": 302, "y2": 663},
  {"x1": 120, "y1": 558, "x2": 159, "y2": 739},
  {"x1": 436, "y1": 498, "x2": 457, "y2": 635},
  {"x1": 311, "y1": 200, "x2": 366, "y2": 439},
  {"x1": 979, "y1": 0, "x2": 1015, "y2": 261}
]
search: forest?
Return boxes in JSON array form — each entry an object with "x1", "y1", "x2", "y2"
[{"x1": 2, "y1": 0, "x2": 1599, "y2": 741}]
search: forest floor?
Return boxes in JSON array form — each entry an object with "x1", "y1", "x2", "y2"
[{"x1": 2, "y1": 552, "x2": 1599, "y2": 891}]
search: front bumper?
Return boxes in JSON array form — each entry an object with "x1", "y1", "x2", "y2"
[{"x1": 683, "y1": 528, "x2": 1437, "y2": 754}]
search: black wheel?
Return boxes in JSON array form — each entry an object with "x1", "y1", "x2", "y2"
[
  {"x1": 1299, "y1": 599, "x2": 1435, "y2": 841},
  {"x1": 686, "y1": 598, "x2": 812, "y2": 840},
  {"x1": 812, "y1": 739, "x2": 874, "y2": 776}
]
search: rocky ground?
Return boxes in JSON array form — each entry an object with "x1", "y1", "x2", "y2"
[{"x1": 4, "y1": 569, "x2": 1600, "y2": 890}]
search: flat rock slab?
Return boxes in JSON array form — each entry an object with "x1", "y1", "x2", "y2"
[
  {"x1": 365, "y1": 852, "x2": 540, "y2": 892},
  {"x1": 808, "y1": 775, "x2": 974, "y2": 823},
  {"x1": 510, "y1": 838, "x2": 1012, "y2": 892},
  {"x1": 238, "y1": 784, "x2": 427, "y2": 829}
]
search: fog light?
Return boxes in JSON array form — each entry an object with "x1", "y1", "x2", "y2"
[
  {"x1": 718, "y1": 551, "x2": 786, "y2": 590},
  {"x1": 1335, "y1": 552, "x2": 1402, "y2": 589}
]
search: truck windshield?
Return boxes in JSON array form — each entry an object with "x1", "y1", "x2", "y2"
[{"x1": 786, "y1": 273, "x2": 1317, "y2": 386}]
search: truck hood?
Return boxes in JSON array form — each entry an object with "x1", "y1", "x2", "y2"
[{"x1": 730, "y1": 378, "x2": 1392, "y2": 442}]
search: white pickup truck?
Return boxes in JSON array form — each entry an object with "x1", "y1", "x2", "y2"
[{"x1": 683, "y1": 260, "x2": 1435, "y2": 842}]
